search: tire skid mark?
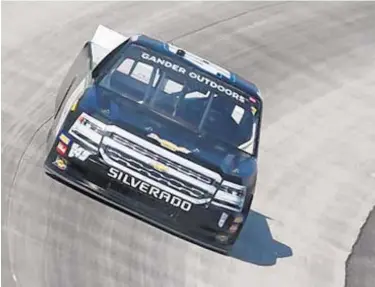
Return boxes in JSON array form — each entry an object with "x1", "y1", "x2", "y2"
[
  {"x1": 168, "y1": 2, "x2": 288, "y2": 42},
  {"x1": 5, "y1": 114, "x2": 54, "y2": 287}
]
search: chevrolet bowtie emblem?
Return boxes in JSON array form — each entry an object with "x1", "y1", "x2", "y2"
[
  {"x1": 147, "y1": 133, "x2": 191, "y2": 154},
  {"x1": 152, "y1": 162, "x2": 168, "y2": 173}
]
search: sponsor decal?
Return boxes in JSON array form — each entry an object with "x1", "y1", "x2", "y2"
[
  {"x1": 229, "y1": 224, "x2": 239, "y2": 234},
  {"x1": 78, "y1": 115, "x2": 85, "y2": 123},
  {"x1": 107, "y1": 167, "x2": 192, "y2": 212},
  {"x1": 218, "y1": 212, "x2": 229, "y2": 228},
  {"x1": 188, "y1": 72, "x2": 246, "y2": 103},
  {"x1": 233, "y1": 215, "x2": 244, "y2": 224},
  {"x1": 53, "y1": 156, "x2": 67, "y2": 171},
  {"x1": 70, "y1": 100, "x2": 78, "y2": 112},
  {"x1": 68, "y1": 143, "x2": 92, "y2": 161},
  {"x1": 59, "y1": 133, "x2": 71, "y2": 145},
  {"x1": 251, "y1": 106, "x2": 257, "y2": 115},
  {"x1": 141, "y1": 52, "x2": 246, "y2": 104},
  {"x1": 232, "y1": 105, "x2": 245, "y2": 124},
  {"x1": 141, "y1": 52, "x2": 187, "y2": 74},
  {"x1": 56, "y1": 142, "x2": 68, "y2": 156},
  {"x1": 249, "y1": 96, "x2": 257, "y2": 104},
  {"x1": 147, "y1": 133, "x2": 191, "y2": 154}
]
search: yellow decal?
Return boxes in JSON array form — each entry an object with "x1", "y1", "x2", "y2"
[
  {"x1": 152, "y1": 162, "x2": 168, "y2": 173},
  {"x1": 160, "y1": 140, "x2": 178, "y2": 152},
  {"x1": 53, "y1": 157, "x2": 67, "y2": 170},
  {"x1": 71, "y1": 101, "x2": 78, "y2": 112},
  {"x1": 148, "y1": 133, "x2": 191, "y2": 154},
  {"x1": 59, "y1": 134, "x2": 70, "y2": 145},
  {"x1": 251, "y1": 106, "x2": 257, "y2": 115}
]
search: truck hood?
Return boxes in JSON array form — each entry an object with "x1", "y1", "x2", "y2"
[{"x1": 78, "y1": 85, "x2": 257, "y2": 182}]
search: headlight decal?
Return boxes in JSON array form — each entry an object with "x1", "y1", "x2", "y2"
[
  {"x1": 68, "y1": 112, "x2": 106, "y2": 149},
  {"x1": 212, "y1": 180, "x2": 247, "y2": 211}
]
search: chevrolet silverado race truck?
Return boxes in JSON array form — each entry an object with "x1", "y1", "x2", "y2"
[{"x1": 44, "y1": 25, "x2": 263, "y2": 254}]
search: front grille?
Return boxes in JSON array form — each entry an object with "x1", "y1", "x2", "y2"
[
  {"x1": 104, "y1": 146, "x2": 208, "y2": 199},
  {"x1": 110, "y1": 133, "x2": 213, "y2": 185}
]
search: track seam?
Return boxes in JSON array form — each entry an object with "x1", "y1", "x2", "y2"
[{"x1": 168, "y1": 2, "x2": 289, "y2": 42}]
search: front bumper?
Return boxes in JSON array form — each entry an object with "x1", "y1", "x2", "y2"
[{"x1": 44, "y1": 150, "x2": 247, "y2": 254}]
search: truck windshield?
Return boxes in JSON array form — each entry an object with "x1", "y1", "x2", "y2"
[{"x1": 98, "y1": 44, "x2": 259, "y2": 150}]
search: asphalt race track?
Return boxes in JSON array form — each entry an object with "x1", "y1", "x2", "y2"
[{"x1": 2, "y1": 2, "x2": 375, "y2": 287}]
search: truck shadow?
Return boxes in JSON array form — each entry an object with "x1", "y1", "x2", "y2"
[{"x1": 230, "y1": 210, "x2": 293, "y2": 266}]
